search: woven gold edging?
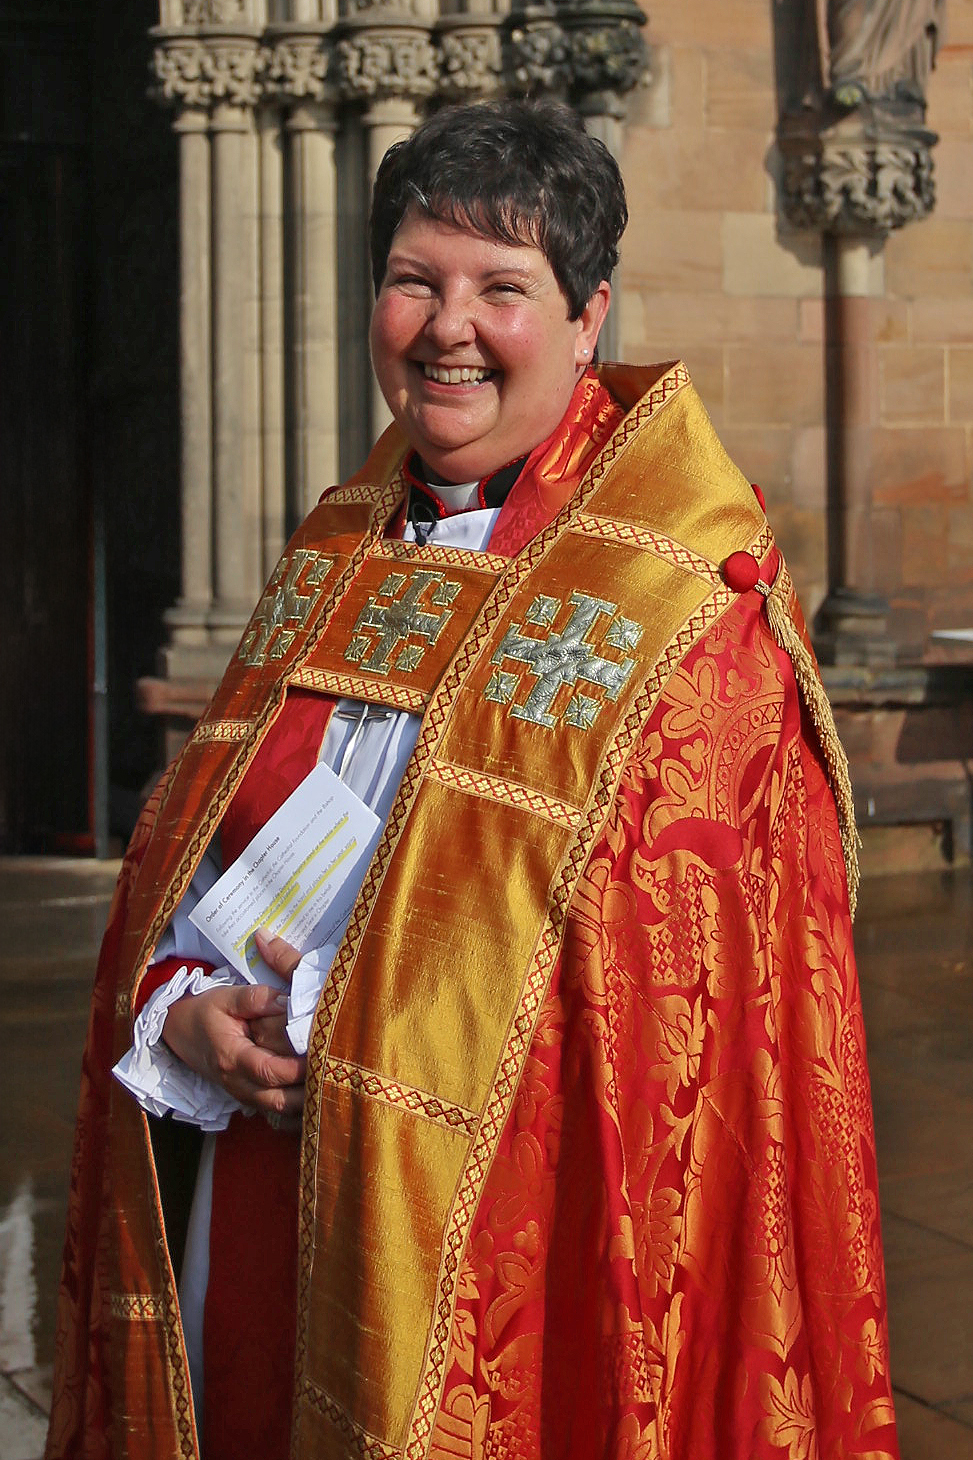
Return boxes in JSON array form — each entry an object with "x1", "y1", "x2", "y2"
[
  {"x1": 574, "y1": 515, "x2": 722, "y2": 583},
  {"x1": 322, "y1": 486, "x2": 393, "y2": 507},
  {"x1": 109, "y1": 1293, "x2": 162, "y2": 1321},
  {"x1": 323, "y1": 1059, "x2": 479, "y2": 1139},
  {"x1": 190, "y1": 720, "x2": 251, "y2": 745},
  {"x1": 289, "y1": 667, "x2": 427, "y2": 714},
  {"x1": 299, "y1": 1378, "x2": 403, "y2": 1460},
  {"x1": 375, "y1": 539, "x2": 508, "y2": 574},
  {"x1": 425, "y1": 759, "x2": 582, "y2": 831},
  {"x1": 760, "y1": 562, "x2": 860, "y2": 915}
]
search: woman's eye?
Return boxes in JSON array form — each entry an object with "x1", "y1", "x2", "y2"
[
  {"x1": 488, "y1": 282, "x2": 524, "y2": 297},
  {"x1": 390, "y1": 274, "x2": 433, "y2": 293}
]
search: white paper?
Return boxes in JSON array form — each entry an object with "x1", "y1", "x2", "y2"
[{"x1": 189, "y1": 760, "x2": 381, "y2": 984}]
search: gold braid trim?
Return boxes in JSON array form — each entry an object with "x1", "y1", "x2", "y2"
[{"x1": 760, "y1": 564, "x2": 860, "y2": 916}]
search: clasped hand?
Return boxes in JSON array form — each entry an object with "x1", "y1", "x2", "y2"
[{"x1": 161, "y1": 928, "x2": 305, "y2": 1131}]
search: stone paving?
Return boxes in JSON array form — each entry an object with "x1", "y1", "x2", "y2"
[{"x1": 1, "y1": 855, "x2": 971, "y2": 1457}]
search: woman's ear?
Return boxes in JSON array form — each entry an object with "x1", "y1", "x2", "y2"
[{"x1": 575, "y1": 280, "x2": 612, "y2": 367}]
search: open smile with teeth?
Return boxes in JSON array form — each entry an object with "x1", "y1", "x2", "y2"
[{"x1": 422, "y1": 363, "x2": 495, "y2": 385}]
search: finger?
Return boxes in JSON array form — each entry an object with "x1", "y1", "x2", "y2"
[
  {"x1": 249, "y1": 1013, "x2": 294, "y2": 1058},
  {"x1": 226, "y1": 983, "x2": 290, "y2": 1022},
  {"x1": 231, "y1": 1043, "x2": 306, "y2": 1095},
  {"x1": 254, "y1": 926, "x2": 301, "y2": 979},
  {"x1": 260, "y1": 1084, "x2": 305, "y2": 1133}
]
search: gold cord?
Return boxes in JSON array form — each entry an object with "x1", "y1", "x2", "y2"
[{"x1": 759, "y1": 564, "x2": 861, "y2": 918}]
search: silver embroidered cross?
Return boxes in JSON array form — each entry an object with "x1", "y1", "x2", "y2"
[
  {"x1": 487, "y1": 591, "x2": 641, "y2": 729},
  {"x1": 345, "y1": 568, "x2": 460, "y2": 674},
  {"x1": 239, "y1": 549, "x2": 334, "y2": 667}
]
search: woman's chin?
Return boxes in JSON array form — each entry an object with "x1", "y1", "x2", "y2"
[
  {"x1": 402, "y1": 410, "x2": 502, "y2": 481},
  {"x1": 412, "y1": 441, "x2": 496, "y2": 484}
]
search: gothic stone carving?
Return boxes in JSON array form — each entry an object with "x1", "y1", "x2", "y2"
[
  {"x1": 335, "y1": 31, "x2": 439, "y2": 100},
  {"x1": 823, "y1": 0, "x2": 943, "y2": 107},
  {"x1": 152, "y1": 37, "x2": 262, "y2": 107},
  {"x1": 505, "y1": 0, "x2": 649, "y2": 101},
  {"x1": 264, "y1": 36, "x2": 332, "y2": 102},
  {"x1": 506, "y1": 23, "x2": 573, "y2": 94},
  {"x1": 152, "y1": 0, "x2": 651, "y2": 114},
  {"x1": 436, "y1": 28, "x2": 504, "y2": 98},
  {"x1": 179, "y1": 0, "x2": 247, "y2": 24},
  {"x1": 781, "y1": 123, "x2": 936, "y2": 232},
  {"x1": 777, "y1": 0, "x2": 939, "y2": 234},
  {"x1": 565, "y1": 17, "x2": 649, "y2": 96}
]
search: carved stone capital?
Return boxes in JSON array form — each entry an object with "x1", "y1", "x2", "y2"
[
  {"x1": 335, "y1": 30, "x2": 438, "y2": 101},
  {"x1": 779, "y1": 109, "x2": 936, "y2": 234},
  {"x1": 152, "y1": 36, "x2": 263, "y2": 108},
  {"x1": 264, "y1": 35, "x2": 334, "y2": 103},
  {"x1": 506, "y1": 22, "x2": 572, "y2": 95},
  {"x1": 565, "y1": 18, "x2": 649, "y2": 97},
  {"x1": 177, "y1": 0, "x2": 248, "y2": 22},
  {"x1": 436, "y1": 26, "x2": 503, "y2": 99}
]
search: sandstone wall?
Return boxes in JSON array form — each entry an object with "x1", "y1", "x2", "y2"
[{"x1": 619, "y1": 0, "x2": 973, "y2": 639}]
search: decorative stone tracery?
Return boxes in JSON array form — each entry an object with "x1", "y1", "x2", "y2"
[
  {"x1": 775, "y1": 0, "x2": 942, "y2": 667},
  {"x1": 146, "y1": 0, "x2": 650, "y2": 704}
]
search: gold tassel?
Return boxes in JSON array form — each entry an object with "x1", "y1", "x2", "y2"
[{"x1": 759, "y1": 564, "x2": 861, "y2": 918}]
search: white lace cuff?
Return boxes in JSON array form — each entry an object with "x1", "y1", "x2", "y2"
[
  {"x1": 112, "y1": 964, "x2": 247, "y2": 1132},
  {"x1": 285, "y1": 945, "x2": 337, "y2": 1055}
]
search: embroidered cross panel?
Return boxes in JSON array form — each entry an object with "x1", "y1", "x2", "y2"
[
  {"x1": 486, "y1": 591, "x2": 642, "y2": 731},
  {"x1": 345, "y1": 569, "x2": 462, "y2": 676},
  {"x1": 238, "y1": 549, "x2": 335, "y2": 667}
]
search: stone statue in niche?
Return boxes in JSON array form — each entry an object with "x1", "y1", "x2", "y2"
[{"x1": 819, "y1": 0, "x2": 944, "y2": 108}]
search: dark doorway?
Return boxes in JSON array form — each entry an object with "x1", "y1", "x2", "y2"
[
  {"x1": 0, "y1": 0, "x2": 180, "y2": 852},
  {"x1": 0, "y1": 4, "x2": 93, "y2": 850}
]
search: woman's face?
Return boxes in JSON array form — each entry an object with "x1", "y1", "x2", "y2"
[{"x1": 370, "y1": 208, "x2": 610, "y2": 483}]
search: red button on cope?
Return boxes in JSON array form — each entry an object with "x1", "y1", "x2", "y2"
[{"x1": 723, "y1": 551, "x2": 761, "y2": 593}]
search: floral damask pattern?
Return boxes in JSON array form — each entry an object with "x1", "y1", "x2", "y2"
[{"x1": 431, "y1": 595, "x2": 898, "y2": 1460}]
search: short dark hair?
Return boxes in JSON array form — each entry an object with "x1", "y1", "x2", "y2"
[{"x1": 369, "y1": 98, "x2": 628, "y2": 319}]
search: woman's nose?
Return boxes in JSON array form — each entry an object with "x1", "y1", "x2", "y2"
[{"x1": 424, "y1": 292, "x2": 476, "y2": 348}]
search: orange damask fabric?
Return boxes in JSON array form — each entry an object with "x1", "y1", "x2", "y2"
[{"x1": 431, "y1": 594, "x2": 897, "y2": 1460}]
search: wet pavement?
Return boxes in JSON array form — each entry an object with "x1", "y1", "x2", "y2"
[{"x1": 1, "y1": 854, "x2": 972, "y2": 1457}]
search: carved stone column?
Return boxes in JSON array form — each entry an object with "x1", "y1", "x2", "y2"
[
  {"x1": 337, "y1": 14, "x2": 439, "y2": 438},
  {"x1": 165, "y1": 106, "x2": 213, "y2": 664},
  {"x1": 504, "y1": 0, "x2": 650, "y2": 362},
  {"x1": 560, "y1": 0, "x2": 649, "y2": 359},
  {"x1": 777, "y1": 0, "x2": 940, "y2": 664},
  {"x1": 265, "y1": 28, "x2": 341, "y2": 514},
  {"x1": 286, "y1": 96, "x2": 341, "y2": 513},
  {"x1": 151, "y1": 25, "x2": 266, "y2": 681}
]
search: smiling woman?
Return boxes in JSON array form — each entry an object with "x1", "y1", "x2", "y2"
[
  {"x1": 48, "y1": 98, "x2": 900, "y2": 1460},
  {"x1": 370, "y1": 212, "x2": 609, "y2": 482},
  {"x1": 367, "y1": 100, "x2": 621, "y2": 484}
]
